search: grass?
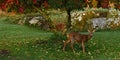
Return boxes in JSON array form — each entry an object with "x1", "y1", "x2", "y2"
[{"x1": 0, "y1": 17, "x2": 120, "y2": 60}]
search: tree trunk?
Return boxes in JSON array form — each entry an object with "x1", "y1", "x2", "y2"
[
  {"x1": 97, "y1": 0, "x2": 101, "y2": 8},
  {"x1": 66, "y1": 9, "x2": 71, "y2": 29}
]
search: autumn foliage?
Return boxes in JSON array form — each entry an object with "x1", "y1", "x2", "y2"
[
  {"x1": 0, "y1": 0, "x2": 49, "y2": 13},
  {"x1": 0, "y1": 0, "x2": 23, "y2": 12}
]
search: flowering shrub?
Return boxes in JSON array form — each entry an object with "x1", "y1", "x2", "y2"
[
  {"x1": 5, "y1": 13, "x2": 53, "y2": 31},
  {"x1": 71, "y1": 9, "x2": 100, "y2": 30},
  {"x1": 71, "y1": 10, "x2": 87, "y2": 30},
  {"x1": 71, "y1": 8, "x2": 120, "y2": 30},
  {"x1": 106, "y1": 8, "x2": 120, "y2": 29}
]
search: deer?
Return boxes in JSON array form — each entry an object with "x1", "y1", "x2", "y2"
[{"x1": 62, "y1": 28, "x2": 96, "y2": 53}]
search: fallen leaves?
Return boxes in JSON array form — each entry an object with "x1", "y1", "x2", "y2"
[{"x1": 0, "y1": 49, "x2": 10, "y2": 56}]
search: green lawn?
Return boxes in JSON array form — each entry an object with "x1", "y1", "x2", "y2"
[{"x1": 0, "y1": 17, "x2": 120, "y2": 60}]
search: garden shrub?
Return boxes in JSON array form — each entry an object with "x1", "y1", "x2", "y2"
[
  {"x1": 24, "y1": 14, "x2": 53, "y2": 31},
  {"x1": 71, "y1": 10, "x2": 98, "y2": 31},
  {"x1": 106, "y1": 8, "x2": 120, "y2": 29},
  {"x1": 71, "y1": 8, "x2": 120, "y2": 31},
  {"x1": 4, "y1": 12, "x2": 53, "y2": 31}
]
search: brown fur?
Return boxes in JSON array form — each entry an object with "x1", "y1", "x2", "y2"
[{"x1": 63, "y1": 29, "x2": 95, "y2": 53}]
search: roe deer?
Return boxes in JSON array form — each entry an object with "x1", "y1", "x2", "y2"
[{"x1": 62, "y1": 28, "x2": 96, "y2": 53}]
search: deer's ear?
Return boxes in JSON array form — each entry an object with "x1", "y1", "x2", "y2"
[
  {"x1": 88, "y1": 29, "x2": 91, "y2": 33},
  {"x1": 92, "y1": 29, "x2": 96, "y2": 33}
]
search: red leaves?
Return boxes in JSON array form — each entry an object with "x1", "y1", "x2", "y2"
[
  {"x1": 0, "y1": 0, "x2": 49, "y2": 13},
  {"x1": 0, "y1": 0, "x2": 20, "y2": 11},
  {"x1": 15, "y1": 0, "x2": 19, "y2": 5},
  {"x1": 19, "y1": 6, "x2": 24, "y2": 13},
  {"x1": 101, "y1": 0, "x2": 109, "y2": 8},
  {"x1": 85, "y1": 0, "x2": 88, "y2": 3},
  {"x1": 118, "y1": 6, "x2": 120, "y2": 9},
  {"x1": 1, "y1": 3, "x2": 6, "y2": 11},
  {"x1": 6, "y1": 0, "x2": 14, "y2": 3},
  {"x1": 0, "y1": 0, "x2": 24, "y2": 13},
  {"x1": 33, "y1": 0, "x2": 37, "y2": 4},
  {"x1": 43, "y1": 0, "x2": 49, "y2": 8},
  {"x1": 6, "y1": 0, "x2": 19, "y2": 5},
  {"x1": 101, "y1": 3, "x2": 109, "y2": 8}
]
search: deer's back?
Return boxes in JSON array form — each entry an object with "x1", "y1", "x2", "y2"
[{"x1": 67, "y1": 32, "x2": 91, "y2": 43}]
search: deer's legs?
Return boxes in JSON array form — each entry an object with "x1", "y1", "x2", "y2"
[
  {"x1": 82, "y1": 41, "x2": 85, "y2": 53},
  {"x1": 63, "y1": 40, "x2": 70, "y2": 51},
  {"x1": 70, "y1": 38, "x2": 75, "y2": 52},
  {"x1": 70, "y1": 42, "x2": 75, "y2": 53}
]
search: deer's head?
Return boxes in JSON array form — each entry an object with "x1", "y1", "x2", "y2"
[{"x1": 88, "y1": 28, "x2": 96, "y2": 36}]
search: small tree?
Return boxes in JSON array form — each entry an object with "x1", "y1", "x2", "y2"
[{"x1": 48, "y1": 0, "x2": 84, "y2": 29}]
